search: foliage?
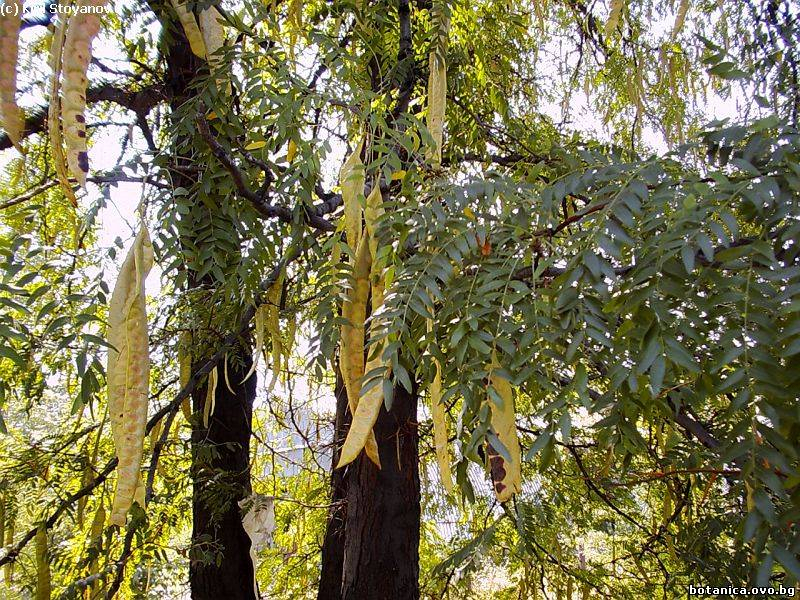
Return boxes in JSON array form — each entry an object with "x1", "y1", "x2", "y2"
[{"x1": 0, "y1": 0, "x2": 798, "y2": 598}]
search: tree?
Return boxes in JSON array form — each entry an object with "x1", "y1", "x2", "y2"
[{"x1": 0, "y1": 0, "x2": 799, "y2": 599}]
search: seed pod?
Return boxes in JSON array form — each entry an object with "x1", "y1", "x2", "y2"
[
  {"x1": 426, "y1": 3, "x2": 449, "y2": 166},
  {"x1": 199, "y1": 6, "x2": 224, "y2": 64},
  {"x1": 170, "y1": 0, "x2": 206, "y2": 59},
  {"x1": 338, "y1": 233, "x2": 380, "y2": 467},
  {"x1": 86, "y1": 503, "x2": 106, "y2": 595},
  {"x1": 3, "y1": 509, "x2": 13, "y2": 584},
  {"x1": 339, "y1": 138, "x2": 365, "y2": 252},
  {"x1": 179, "y1": 331, "x2": 192, "y2": 420},
  {"x1": 336, "y1": 343, "x2": 386, "y2": 468},
  {"x1": 107, "y1": 225, "x2": 153, "y2": 527},
  {"x1": 428, "y1": 321, "x2": 453, "y2": 492},
  {"x1": 486, "y1": 353, "x2": 521, "y2": 502},
  {"x1": 364, "y1": 183, "x2": 385, "y2": 308},
  {"x1": 0, "y1": 0, "x2": 23, "y2": 150},
  {"x1": 35, "y1": 523, "x2": 50, "y2": 600},
  {"x1": 62, "y1": 0, "x2": 106, "y2": 187},
  {"x1": 77, "y1": 451, "x2": 93, "y2": 528},
  {"x1": 48, "y1": 12, "x2": 78, "y2": 207},
  {"x1": 604, "y1": 0, "x2": 624, "y2": 37},
  {"x1": 242, "y1": 304, "x2": 267, "y2": 383},
  {"x1": 202, "y1": 366, "x2": 218, "y2": 428},
  {"x1": 671, "y1": 0, "x2": 689, "y2": 39},
  {"x1": 133, "y1": 475, "x2": 145, "y2": 508},
  {"x1": 0, "y1": 497, "x2": 5, "y2": 557}
]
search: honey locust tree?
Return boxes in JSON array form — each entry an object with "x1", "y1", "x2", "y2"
[{"x1": 0, "y1": 0, "x2": 799, "y2": 599}]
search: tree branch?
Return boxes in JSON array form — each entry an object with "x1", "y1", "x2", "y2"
[
  {"x1": 0, "y1": 84, "x2": 164, "y2": 150},
  {"x1": 195, "y1": 114, "x2": 336, "y2": 231}
]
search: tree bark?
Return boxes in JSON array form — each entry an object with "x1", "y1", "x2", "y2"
[
  {"x1": 340, "y1": 383, "x2": 420, "y2": 600},
  {"x1": 190, "y1": 351, "x2": 256, "y2": 600},
  {"x1": 162, "y1": 12, "x2": 257, "y2": 599},
  {"x1": 317, "y1": 372, "x2": 350, "y2": 600}
]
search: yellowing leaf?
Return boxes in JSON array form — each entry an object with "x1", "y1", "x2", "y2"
[{"x1": 245, "y1": 140, "x2": 267, "y2": 150}]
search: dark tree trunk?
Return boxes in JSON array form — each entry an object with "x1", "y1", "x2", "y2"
[
  {"x1": 340, "y1": 383, "x2": 420, "y2": 600},
  {"x1": 190, "y1": 351, "x2": 256, "y2": 600},
  {"x1": 318, "y1": 372, "x2": 350, "y2": 600},
  {"x1": 162, "y1": 13, "x2": 257, "y2": 600}
]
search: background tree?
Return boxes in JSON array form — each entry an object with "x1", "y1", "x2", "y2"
[{"x1": 0, "y1": 0, "x2": 798, "y2": 599}]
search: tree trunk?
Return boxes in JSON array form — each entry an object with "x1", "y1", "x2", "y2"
[
  {"x1": 162, "y1": 14, "x2": 257, "y2": 599},
  {"x1": 317, "y1": 372, "x2": 350, "y2": 600},
  {"x1": 190, "y1": 351, "x2": 256, "y2": 600},
  {"x1": 340, "y1": 383, "x2": 420, "y2": 600}
]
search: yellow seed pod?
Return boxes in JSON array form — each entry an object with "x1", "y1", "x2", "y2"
[
  {"x1": 203, "y1": 366, "x2": 218, "y2": 428},
  {"x1": 604, "y1": 0, "x2": 624, "y2": 37},
  {"x1": 107, "y1": 225, "x2": 153, "y2": 527},
  {"x1": 364, "y1": 183, "x2": 385, "y2": 308},
  {"x1": 48, "y1": 12, "x2": 78, "y2": 208},
  {"x1": 86, "y1": 502, "x2": 105, "y2": 591},
  {"x1": 428, "y1": 321, "x2": 453, "y2": 492},
  {"x1": 336, "y1": 341, "x2": 386, "y2": 469},
  {"x1": 89, "y1": 502, "x2": 105, "y2": 545},
  {"x1": 242, "y1": 304, "x2": 267, "y2": 383},
  {"x1": 671, "y1": 0, "x2": 689, "y2": 39},
  {"x1": 0, "y1": 0, "x2": 23, "y2": 150},
  {"x1": 426, "y1": 13, "x2": 448, "y2": 167},
  {"x1": 199, "y1": 6, "x2": 224, "y2": 65},
  {"x1": 3, "y1": 512, "x2": 13, "y2": 584},
  {"x1": 170, "y1": 0, "x2": 206, "y2": 59},
  {"x1": 35, "y1": 523, "x2": 50, "y2": 600},
  {"x1": 0, "y1": 498, "x2": 4, "y2": 557},
  {"x1": 62, "y1": 0, "x2": 106, "y2": 187},
  {"x1": 261, "y1": 271, "x2": 284, "y2": 394},
  {"x1": 133, "y1": 475, "x2": 145, "y2": 508},
  {"x1": 338, "y1": 233, "x2": 380, "y2": 466},
  {"x1": 339, "y1": 137, "x2": 365, "y2": 252},
  {"x1": 179, "y1": 331, "x2": 192, "y2": 420},
  {"x1": 77, "y1": 453, "x2": 93, "y2": 528},
  {"x1": 486, "y1": 353, "x2": 522, "y2": 502}
]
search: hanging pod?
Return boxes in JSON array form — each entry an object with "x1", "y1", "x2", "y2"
[
  {"x1": 48, "y1": 11, "x2": 78, "y2": 207},
  {"x1": 0, "y1": 0, "x2": 23, "y2": 150},
  {"x1": 338, "y1": 233, "x2": 381, "y2": 467},
  {"x1": 61, "y1": 0, "x2": 107, "y2": 186},
  {"x1": 339, "y1": 137, "x2": 365, "y2": 252},
  {"x1": 35, "y1": 523, "x2": 50, "y2": 600},
  {"x1": 107, "y1": 225, "x2": 153, "y2": 526},
  {"x1": 486, "y1": 353, "x2": 522, "y2": 502},
  {"x1": 428, "y1": 320, "x2": 453, "y2": 493},
  {"x1": 170, "y1": 0, "x2": 206, "y2": 59},
  {"x1": 426, "y1": 3, "x2": 449, "y2": 166}
]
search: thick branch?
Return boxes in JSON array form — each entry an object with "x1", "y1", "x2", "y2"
[
  {"x1": 0, "y1": 84, "x2": 164, "y2": 150},
  {"x1": 195, "y1": 114, "x2": 336, "y2": 231}
]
